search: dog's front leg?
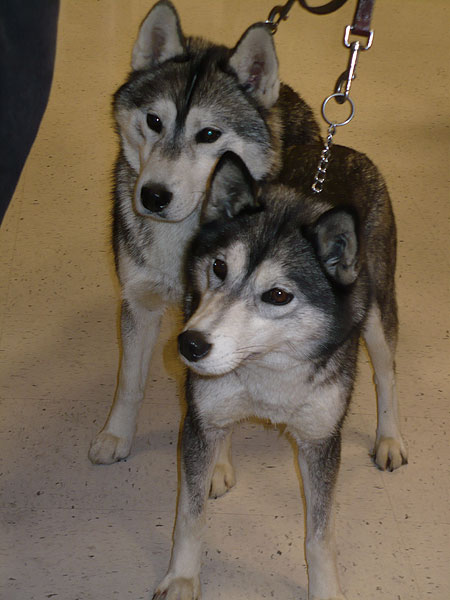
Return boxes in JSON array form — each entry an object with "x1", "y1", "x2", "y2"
[
  {"x1": 89, "y1": 297, "x2": 164, "y2": 464},
  {"x1": 297, "y1": 434, "x2": 347, "y2": 600},
  {"x1": 154, "y1": 408, "x2": 223, "y2": 600},
  {"x1": 209, "y1": 429, "x2": 236, "y2": 499}
]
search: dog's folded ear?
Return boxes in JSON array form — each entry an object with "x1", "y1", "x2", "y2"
[
  {"x1": 310, "y1": 208, "x2": 360, "y2": 286},
  {"x1": 229, "y1": 23, "x2": 280, "y2": 109},
  {"x1": 132, "y1": 0, "x2": 186, "y2": 70},
  {"x1": 203, "y1": 152, "x2": 260, "y2": 223}
]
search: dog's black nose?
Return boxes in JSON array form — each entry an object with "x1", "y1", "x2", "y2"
[
  {"x1": 140, "y1": 184, "x2": 173, "y2": 213},
  {"x1": 178, "y1": 330, "x2": 212, "y2": 362}
]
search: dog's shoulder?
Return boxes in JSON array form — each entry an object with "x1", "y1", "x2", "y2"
[{"x1": 277, "y1": 84, "x2": 322, "y2": 147}]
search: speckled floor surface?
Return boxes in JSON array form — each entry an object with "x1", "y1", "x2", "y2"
[{"x1": 1, "y1": 1, "x2": 449, "y2": 599}]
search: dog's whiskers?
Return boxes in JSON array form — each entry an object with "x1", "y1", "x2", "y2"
[{"x1": 234, "y1": 344, "x2": 267, "y2": 358}]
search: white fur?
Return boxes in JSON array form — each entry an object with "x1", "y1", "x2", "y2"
[
  {"x1": 209, "y1": 431, "x2": 235, "y2": 498},
  {"x1": 297, "y1": 449, "x2": 346, "y2": 600},
  {"x1": 119, "y1": 208, "x2": 201, "y2": 304},
  {"x1": 363, "y1": 305, "x2": 407, "y2": 470},
  {"x1": 180, "y1": 248, "x2": 345, "y2": 439},
  {"x1": 90, "y1": 11, "x2": 282, "y2": 465},
  {"x1": 89, "y1": 208, "x2": 201, "y2": 465},
  {"x1": 160, "y1": 271, "x2": 348, "y2": 599},
  {"x1": 89, "y1": 296, "x2": 164, "y2": 464},
  {"x1": 117, "y1": 101, "x2": 277, "y2": 222},
  {"x1": 181, "y1": 255, "x2": 330, "y2": 378},
  {"x1": 154, "y1": 451, "x2": 221, "y2": 600}
]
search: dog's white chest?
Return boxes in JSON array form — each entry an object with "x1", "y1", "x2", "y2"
[
  {"x1": 195, "y1": 363, "x2": 346, "y2": 441},
  {"x1": 119, "y1": 209, "x2": 200, "y2": 305},
  {"x1": 149, "y1": 215, "x2": 198, "y2": 287}
]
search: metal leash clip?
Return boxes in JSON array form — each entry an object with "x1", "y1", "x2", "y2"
[
  {"x1": 344, "y1": 23, "x2": 374, "y2": 50},
  {"x1": 312, "y1": 13, "x2": 375, "y2": 193},
  {"x1": 265, "y1": 0, "x2": 296, "y2": 34},
  {"x1": 334, "y1": 40, "x2": 360, "y2": 103},
  {"x1": 261, "y1": 0, "x2": 377, "y2": 194},
  {"x1": 335, "y1": 22, "x2": 374, "y2": 103}
]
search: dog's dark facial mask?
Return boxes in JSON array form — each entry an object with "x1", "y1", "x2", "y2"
[{"x1": 202, "y1": 152, "x2": 359, "y2": 290}]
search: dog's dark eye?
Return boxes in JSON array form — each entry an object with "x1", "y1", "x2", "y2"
[
  {"x1": 196, "y1": 128, "x2": 222, "y2": 144},
  {"x1": 147, "y1": 113, "x2": 162, "y2": 133},
  {"x1": 212, "y1": 259, "x2": 227, "y2": 281},
  {"x1": 261, "y1": 288, "x2": 293, "y2": 306}
]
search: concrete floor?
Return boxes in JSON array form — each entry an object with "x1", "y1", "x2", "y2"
[{"x1": 1, "y1": 1, "x2": 449, "y2": 599}]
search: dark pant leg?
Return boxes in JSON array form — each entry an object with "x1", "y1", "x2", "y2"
[{"x1": 0, "y1": 0, "x2": 60, "y2": 223}]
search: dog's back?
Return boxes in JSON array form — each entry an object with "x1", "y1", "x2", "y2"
[{"x1": 188, "y1": 143, "x2": 397, "y2": 342}]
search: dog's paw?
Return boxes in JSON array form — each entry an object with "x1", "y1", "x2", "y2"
[
  {"x1": 153, "y1": 577, "x2": 200, "y2": 600},
  {"x1": 209, "y1": 462, "x2": 236, "y2": 499},
  {"x1": 372, "y1": 435, "x2": 408, "y2": 472},
  {"x1": 88, "y1": 431, "x2": 132, "y2": 465}
]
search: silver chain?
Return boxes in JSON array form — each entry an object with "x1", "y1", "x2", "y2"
[
  {"x1": 311, "y1": 124, "x2": 336, "y2": 194},
  {"x1": 311, "y1": 37, "x2": 363, "y2": 194}
]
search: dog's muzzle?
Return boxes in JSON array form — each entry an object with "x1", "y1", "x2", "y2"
[
  {"x1": 140, "y1": 184, "x2": 173, "y2": 213},
  {"x1": 178, "y1": 330, "x2": 212, "y2": 363}
]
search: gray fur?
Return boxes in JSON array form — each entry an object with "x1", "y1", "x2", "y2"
[
  {"x1": 84, "y1": 2, "x2": 407, "y2": 597},
  {"x1": 89, "y1": 0, "x2": 320, "y2": 468},
  {"x1": 155, "y1": 148, "x2": 408, "y2": 599}
]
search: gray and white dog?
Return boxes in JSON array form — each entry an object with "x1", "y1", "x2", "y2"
[
  {"x1": 88, "y1": 0, "x2": 321, "y2": 465},
  {"x1": 153, "y1": 149, "x2": 408, "y2": 600}
]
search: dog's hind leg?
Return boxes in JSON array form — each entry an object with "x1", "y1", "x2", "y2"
[
  {"x1": 154, "y1": 408, "x2": 224, "y2": 600},
  {"x1": 209, "y1": 429, "x2": 236, "y2": 498},
  {"x1": 363, "y1": 304, "x2": 408, "y2": 471},
  {"x1": 297, "y1": 434, "x2": 346, "y2": 600},
  {"x1": 89, "y1": 297, "x2": 164, "y2": 464}
]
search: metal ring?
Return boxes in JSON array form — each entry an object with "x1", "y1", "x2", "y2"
[{"x1": 321, "y1": 93, "x2": 355, "y2": 127}]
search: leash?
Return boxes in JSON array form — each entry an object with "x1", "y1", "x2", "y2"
[
  {"x1": 265, "y1": 0, "x2": 350, "y2": 33},
  {"x1": 265, "y1": 0, "x2": 376, "y2": 194}
]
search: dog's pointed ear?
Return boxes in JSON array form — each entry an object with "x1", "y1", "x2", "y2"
[
  {"x1": 310, "y1": 209, "x2": 360, "y2": 285},
  {"x1": 203, "y1": 152, "x2": 259, "y2": 223},
  {"x1": 132, "y1": 0, "x2": 186, "y2": 70},
  {"x1": 229, "y1": 23, "x2": 280, "y2": 109}
]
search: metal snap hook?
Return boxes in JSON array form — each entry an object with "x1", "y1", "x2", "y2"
[{"x1": 265, "y1": 0, "x2": 296, "y2": 34}]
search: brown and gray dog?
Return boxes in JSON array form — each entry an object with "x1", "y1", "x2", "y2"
[{"x1": 154, "y1": 147, "x2": 407, "y2": 600}]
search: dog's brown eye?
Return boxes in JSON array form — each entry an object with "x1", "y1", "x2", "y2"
[
  {"x1": 261, "y1": 288, "x2": 293, "y2": 306},
  {"x1": 212, "y1": 259, "x2": 227, "y2": 281},
  {"x1": 147, "y1": 113, "x2": 162, "y2": 133},
  {"x1": 196, "y1": 128, "x2": 222, "y2": 144}
]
